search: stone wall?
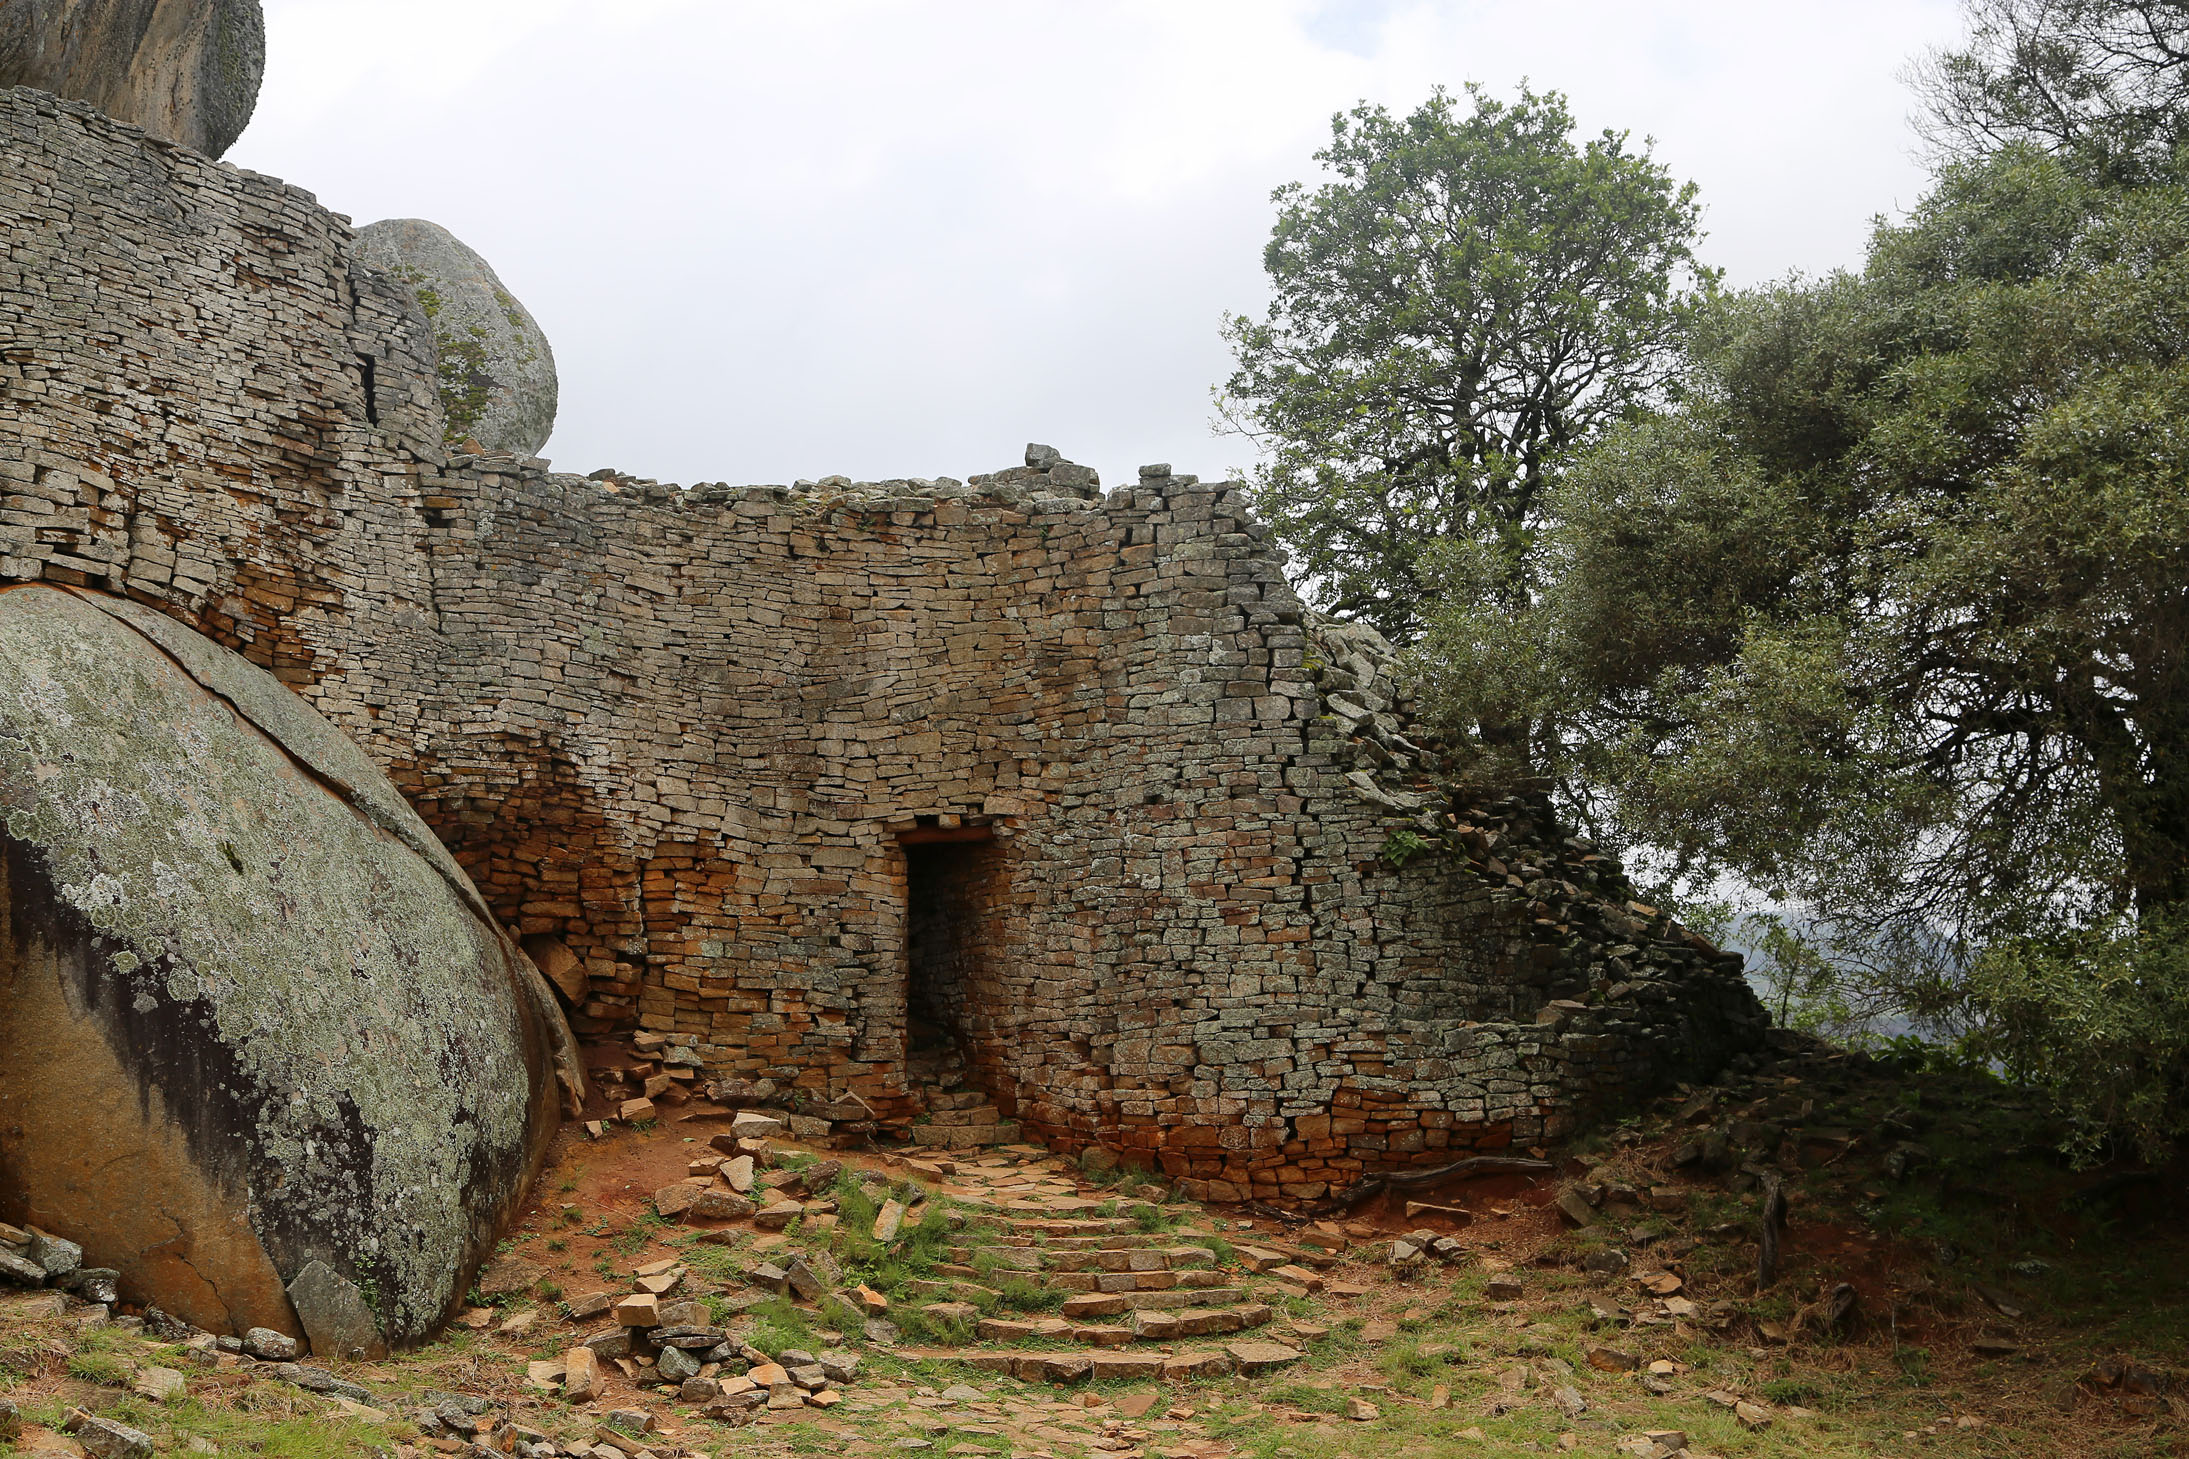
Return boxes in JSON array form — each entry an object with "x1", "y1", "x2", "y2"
[{"x1": 0, "y1": 86, "x2": 1768, "y2": 1203}]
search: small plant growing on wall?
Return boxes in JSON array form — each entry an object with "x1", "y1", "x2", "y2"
[{"x1": 1379, "y1": 827, "x2": 1432, "y2": 870}]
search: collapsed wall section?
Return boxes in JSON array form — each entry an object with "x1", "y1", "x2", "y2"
[{"x1": 0, "y1": 86, "x2": 1767, "y2": 1204}]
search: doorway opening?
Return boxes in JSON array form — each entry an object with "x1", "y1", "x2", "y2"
[{"x1": 901, "y1": 825, "x2": 1008, "y2": 1121}]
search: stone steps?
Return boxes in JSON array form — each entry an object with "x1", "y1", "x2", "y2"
[
  {"x1": 925, "y1": 1344, "x2": 1298, "y2": 1383},
  {"x1": 945, "y1": 1242, "x2": 1215, "y2": 1272},
  {"x1": 1008, "y1": 1232, "x2": 1168, "y2": 1251},
  {"x1": 1048, "y1": 1244, "x2": 1217, "y2": 1270},
  {"x1": 908, "y1": 1121, "x2": 1021, "y2": 1150},
  {"x1": 1049, "y1": 1268, "x2": 1230, "y2": 1293},
  {"x1": 992, "y1": 1217, "x2": 1141, "y2": 1237},
  {"x1": 1060, "y1": 1287, "x2": 1246, "y2": 1317},
  {"x1": 966, "y1": 1301, "x2": 1273, "y2": 1347},
  {"x1": 904, "y1": 1278, "x2": 1000, "y2": 1304},
  {"x1": 944, "y1": 1192, "x2": 1151, "y2": 1218}
]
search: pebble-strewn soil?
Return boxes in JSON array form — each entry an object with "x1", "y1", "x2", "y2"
[{"x1": 1, "y1": 1035, "x2": 2182, "y2": 1459}]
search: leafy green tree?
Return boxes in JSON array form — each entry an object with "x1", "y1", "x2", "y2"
[
  {"x1": 1966, "y1": 909, "x2": 2189, "y2": 1160},
  {"x1": 1411, "y1": 1, "x2": 2189, "y2": 1155},
  {"x1": 1217, "y1": 85, "x2": 1711, "y2": 644},
  {"x1": 1429, "y1": 146, "x2": 2189, "y2": 1121}
]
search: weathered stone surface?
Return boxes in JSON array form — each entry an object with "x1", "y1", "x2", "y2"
[
  {"x1": 0, "y1": 585, "x2": 579, "y2": 1345},
  {"x1": 354, "y1": 217, "x2": 557, "y2": 456},
  {"x1": 688, "y1": 1189, "x2": 755, "y2": 1221},
  {"x1": 26, "y1": 1228, "x2": 80, "y2": 1279},
  {"x1": 62, "y1": 1411, "x2": 152, "y2": 1459},
  {"x1": 0, "y1": 0, "x2": 263, "y2": 156},
  {"x1": 563, "y1": 1346, "x2": 603, "y2": 1404},
  {"x1": 242, "y1": 1327, "x2": 297, "y2": 1361},
  {"x1": 287, "y1": 1260, "x2": 385, "y2": 1362}
]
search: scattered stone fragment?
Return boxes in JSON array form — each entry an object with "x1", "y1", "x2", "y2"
[
  {"x1": 242, "y1": 1328, "x2": 298, "y2": 1362},
  {"x1": 1584, "y1": 1248, "x2": 1629, "y2": 1277},
  {"x1": 63, "y1": 1411, "x2": 154, "y2": 1459},
  {"x1": 286, "y1": 1261, "x2": 384, "y2": 1362},
  {"x1": 611, "y1": 1293, "x2": 659, "y2": 1327},
  {"x1": 0, "y1": 1249, "x2": 46, "y2": 1285},
  {"x1": 755, "y1": 1200, "x2": 804, "y2": 1231},
  {"x1": 732, "y1": 1112, "x2": 785, "y2": 1141},
  {"x1": 785, "y1": 1260, "x2": 829, "y2": 1302},
  {"x1": 565, "y1": 1291, "x2": 614, "y2": 1321},
  {"x1": 1224, "y1": 1342, "x2": 1301, "y2": 1375},
  {"x1": 27, "y1": 1229, "x2": 82, "y2": 1280},
  {"x1": 1556, "y1": 1190, "x2": 1597, "y2": 1227},
  {"x1": 478, "y1": 1256, "x2": 544, "y2": 1299}
]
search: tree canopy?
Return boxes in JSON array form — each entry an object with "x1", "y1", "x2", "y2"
[
  {"x1": 1911, "y1": 0, "x2": 2189, "y2": 182},
  {"x1": 1218, "y1": 85, "x2": 1710, "y2": 644},
  {"x1": 1414, "y1": 23, "x2": 2189, "y2": 1152},
  {"x1": 1433, "y1": 149, "x2": 2189, "y2": 942}
]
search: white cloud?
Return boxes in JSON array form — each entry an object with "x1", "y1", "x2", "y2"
[{"x1": 234, "y1": 0, "x2": 1965, "y2": 488}]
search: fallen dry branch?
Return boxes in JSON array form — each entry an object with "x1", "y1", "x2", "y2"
[{"x1": 1293, "y1": 1156, "x2": 1557, "y2": 1218}]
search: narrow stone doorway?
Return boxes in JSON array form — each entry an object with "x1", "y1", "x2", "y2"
[{"x1": 900, "y1": 826, "x2": 1017, "y2": 1149}]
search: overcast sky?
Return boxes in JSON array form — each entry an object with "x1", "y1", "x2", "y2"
[{"x1": 229, "y1": 0, "x2": 1965, "y2": 489}]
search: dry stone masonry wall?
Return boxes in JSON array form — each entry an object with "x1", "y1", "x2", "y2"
[{"x1": 0, "y1": 87, "x2": 1767, "y2": 1206}]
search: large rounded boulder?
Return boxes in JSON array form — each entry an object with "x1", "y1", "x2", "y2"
[
  {"x1": 355, "y1": 217, "x2": 560, "y2": 457},
  {"x1": 0, "y1": 0, "x2": 264, "y2": 158},
  {"x1": 0, "y1": 584, "x2": 581, "y2": 1354}
]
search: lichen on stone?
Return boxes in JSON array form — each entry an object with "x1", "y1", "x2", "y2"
[{"x1": 0, "y1": 585, "x2": 545, "y2": 1342}]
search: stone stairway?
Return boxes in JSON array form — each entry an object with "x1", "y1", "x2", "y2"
[
  {"x1": 901, "y1": 1041, "x2": 1021, "y2": 1149},
  {"x1": 911, "y1": 1218, "x2": 1280, "y2": 1353},
  {"x1": 909, "y1": 1090, "x2": 1022, "y2": 1150}
]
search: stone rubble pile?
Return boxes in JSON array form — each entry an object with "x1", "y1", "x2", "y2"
[{"x1": 0, "y1": 1221, "x2": 116, "y2": 1306}]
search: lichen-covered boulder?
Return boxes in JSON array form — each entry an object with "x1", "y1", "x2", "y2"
[
  {"x1": 0, "y1": 583, "x2": 582, "y2": 1352},
  {"x1": 354, "y1": 217, "x2": 558, "y2": 457},
  {"x1": 0, "y1": 0, "x2": 264, "y2": 158}
]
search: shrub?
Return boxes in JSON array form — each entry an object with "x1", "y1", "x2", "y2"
[{"x1": 1966, "y1": 912, "x2": 2189, "y2": 1165}]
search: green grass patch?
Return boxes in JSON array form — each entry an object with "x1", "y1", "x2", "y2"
[{"x1": 746, "y1": 1297, "x2": 817, "y2": 1355}]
